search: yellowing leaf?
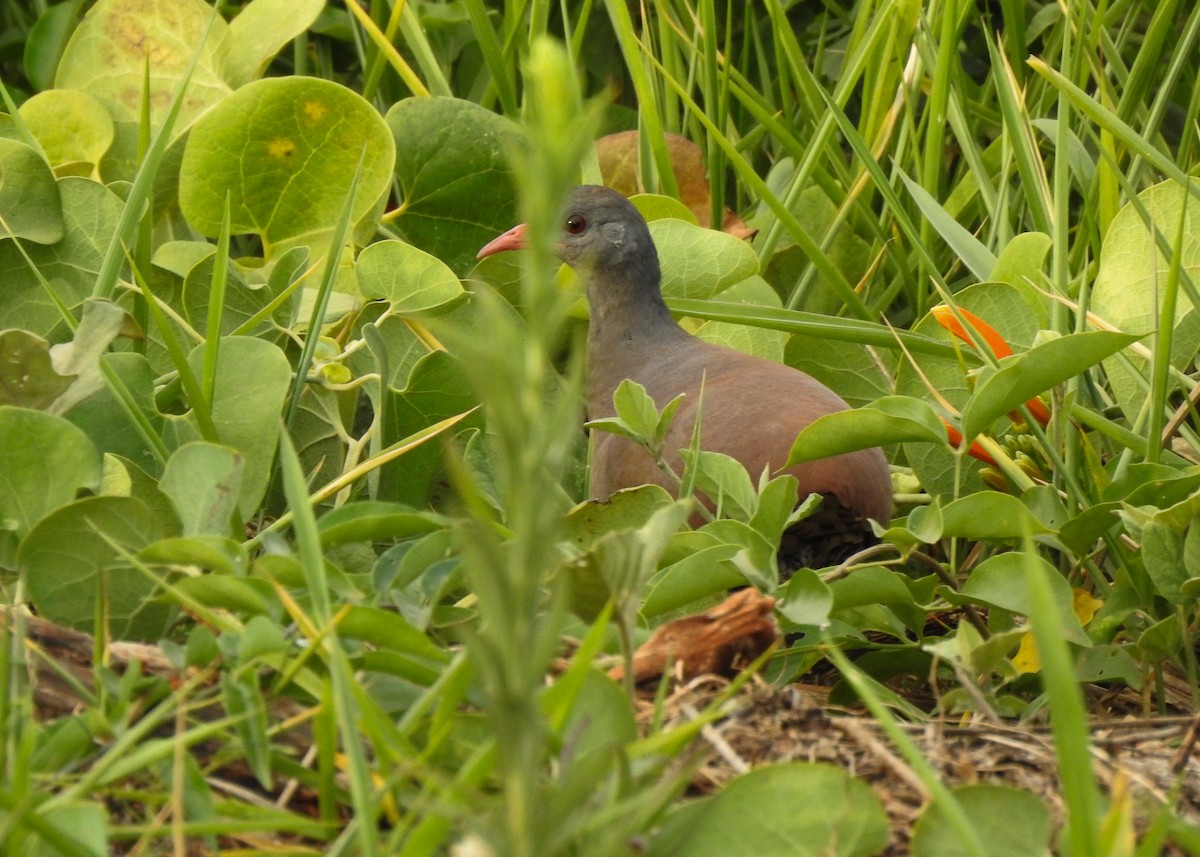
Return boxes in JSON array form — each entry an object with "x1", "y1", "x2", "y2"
[
  {"x1": 1013, "y1": 631, "x2": 1040, "y2": 674},
  {"x1": 1072, "y1": 588, "x2": 1104, "y2": 626}
]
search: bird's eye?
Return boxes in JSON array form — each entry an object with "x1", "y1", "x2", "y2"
[{"x1": 566, "y1": 214, "x2": 587, "y2": 234}]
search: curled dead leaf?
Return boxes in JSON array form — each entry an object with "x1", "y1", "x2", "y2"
[
  {"x1": 596, "y1": 130, "x2": 755, "y2": 238},
  {"x1": 610, "y1": 588, "x2": 778, "y2": 685}
]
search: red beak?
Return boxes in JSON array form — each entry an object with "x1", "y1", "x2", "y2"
[{"x1": 477, "y1": 223, "x2": 529, "y2": 259}]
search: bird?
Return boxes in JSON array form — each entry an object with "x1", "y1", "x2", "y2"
[{"x1": 477, "y1": 185, "x2": 892, "y2": 565}]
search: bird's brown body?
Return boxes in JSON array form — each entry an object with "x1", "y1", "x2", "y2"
[{"x1": 478, "y1": 185, "x2": 892, "y2": 529}]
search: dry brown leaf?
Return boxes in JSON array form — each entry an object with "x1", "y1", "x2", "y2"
[{"x1": 610, "y1": 588, "x2": 777, "y2": 684}]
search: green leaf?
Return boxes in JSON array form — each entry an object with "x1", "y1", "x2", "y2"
[
  {"x1": 684, "y1": 450, "x2": 757, "y2": 521},
  {"x1": 0, "y1": 330, "x2": 74, "y2": 409},
  {"x1": 356, "y1": 240, "x2": 465, "y2": 313},
  {"x1": 957, "y1": 553, "x2": 1088, "y2": 644},
  {"x1": 184, "y1": 337, "x2": 290, "y2": 516},
  {"x1": 961, "y1": 331, "x2": 1142, "y2": 442},
  {"x1": 941, "y1": 493, "x2": 1052, "y2": 540},
  {"x1": 0, "y1": 177, "x2": 124, "y2": 336},
  {"x1": 387, "y1": 96, "x2": 521, "y2": 276},
  {"x1": 336, "y1": 605, "x2": 448, "y2": 663},
  {"x1": 221, "y1": 0, "x2": 325, "y2": 88},
  {"x1": 911, "y1": 784, "x2": 1051, "y2": 857},
  {"x1": 0, "y1": 406, "x2": 101, "y2": 541},
  {"x1": 1141, "y1": 519, "x2": 1189, "y2": 604},
  {"x1": 159, "y1": 442, "x2": 243, "y2": 536},
  {"x1": 19, "y1": 495, "x2": 178, "y2": 638},
  {"x1": 179, "y1": 77, "x2": 394, "y2": 260},
  {"x1": 694, "y1": 275, "x2": 787, "y2": 361},
  {"x1": 140, "y1": 535, "x2": 247, "y2": 577},
  {"x1": 56, "y1": 0, "x2": 231, "y2": 128},
  {"x1": 0, "y1": 139, "x2": 64, "y2": 243},
  {"x1": 316, "y1": 502, "x2": 446, "y2": 548},
  {"x1": 651, "y1": 218, "x2": 759, "y2": 300},
  {"x1": 899, "y1": 169, "x2": 997, "y2": 282},
  {"x1": 1092, "y1": 179, "x2": 1200, "y2": 421},
  {"x1": 777, "y1": 569, "x2": 833, "y2": 626},
  {"x1": 647, "y1": 764, "x2": 888, "y2": 857},
  {"x1": 561, "y1": 484, "x2": 676, "y2": 553},
  {"x1": 19, "y1": 89, "x2": 114, "y2": 176},
  {"x1": 24, "y1": 0, "x2": 85, "y2": 93},
  {"x1": 788, "y1": 395, "x2": 947, "y2": 466}
]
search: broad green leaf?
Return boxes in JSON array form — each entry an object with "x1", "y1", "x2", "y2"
[
  {"x1": 651, "y1": 218, "x2": 758, "y2": 300},
  {"x1": 56, "y1": 0, "x2": 231, "y2": 128},
  {"x1": 957, "y1": 553, "x2": 1088, "y2": 644},
  {"x1": 647, "y1": 764, "x2": 888, "y2": 857},
  {"x1": 630, "y1": 192, "x2": 698, "y2": 224},
  {"x1": 0, "y1": 406, "x2": 101, "y2": 541},
  {"x1": 221, "y1": 0, "x2": 324, "y2": 87},
  {"x1": 900, "y1": 169, "x2": 997, "y2": 282},
  {"x1": 1141, "y1": 519, "x2": 1189, "y2": 604},
  {"x1": 23, "y1": 0, "x2": 85, "y2": 93},
  {"x1": 990, "y1": 232, "x2": 1051, "y2": 296},
  {"x1": 829, "y1": 567, "x2": 916, "y2": 611},
  {"x1": 0, "y1": 330, "x2": 74, "y2": 409},
  {"x1": 27, "y1": 801, "x2": 109, "y2": 857},
  {"x1": 569, "y1": 501, "x2": 693, "y2": 623},
  {"x1": 19, "y1": 89, "x2": 114, "y2": 177},
  {"x1": 66, "y1": 353, "x2": 162, "y2": 473},
  {"x1": 1093, "y1": 180, "x2": 1200, "y2": 421},
  {"x1": 641, "y1": 542, "x2": 744, "y2": 617},
  {"x1": 180, "y1": 77, "x2": 394, "y2": 259},
  {"x1": 185, "y1": 337, "x2": 290, "y2": 516},
  {"x1": 140, "y1": 535, "x2": 247, "y2": 577},
  {"x1": 316, "y1": 502, "x2": 446, "y2": 548},
  {"x1": 336, "y1": 605, "x2": 448, "y2": 663},
  {"x1": 160, "y1": 442, "x2": 243, "y2": 536},
  {"x1": 788, "y1": 396, "x2": 947, "y2": 466},
  {"x1": 0, "y1": 177, "x2": 124, "y2": 335},
  {"x1": 387, "y1": 96, "x2": 521, "y2": 276},
  {"x1": 377, "y1": 350, "x2": 482, "y2": 506},
  {"x1": 19, "y1": 495, "x2": 178, "y2": 638},
  {"x1": 941, "y1": 493, "x2": 1051, "y2": 540},
  {"x1": 174, "y1": 571, "x2": 278, "y2": 616},
  {"x1": 356, "y1": 240, "x2": 465, "y2": 313},
  {"x1": 0, "y1": 139, "x2": 64, "y2": 243},
  {"x1": 912, "y1": 784, "x2": 1051, "y2": 857},
  {"x1": 561, "y1": 484, "x2": 676, "y2": 553},
  {"x1": 693, "y1": 275, "x2": 787, "y2": 361},
  {"x1": 961, "y1": 330, "x2": 1142, "y2": 441},
  {"x1": 777, "y1": 568, "x2": 833, "y2": 626},
  {"x1": 684, "y1": 450, "x2": 757, "y2": 521},
  {"x1": 785, "y1": 333, "x2": 891, "y2": 407},
  {"x1": 757, "y1": 163, "x2": 871, "y2": 316}
]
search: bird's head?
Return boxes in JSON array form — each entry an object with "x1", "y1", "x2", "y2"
[{"x1": 477, "y1": 185, "x2": 661, "y2": 286}]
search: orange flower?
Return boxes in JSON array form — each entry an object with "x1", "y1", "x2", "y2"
[
  {"x1": 942, "y1": 419, "x2": 997, "y2": 465},
  {"x1": 932, "y1": 305, "x2": 1051, "y2": 427}
]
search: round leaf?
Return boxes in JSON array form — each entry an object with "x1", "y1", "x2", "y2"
[
  {"x1": 0, "y1": 406, "x2": 101, "y2": 541},
  {"x1": 179, "y1": 77, "x2": 395, "y2": 258},
  {"x1": 19, "y1": 89, "x2": 114, "y2": 176},
  {"x1": 912, "y1": 784, "x2": 1051, "y2": 857},
  {"x1": 55, "y1": 0, "x2": 231, "y2": 127},
  {"x1": 357, "y1": 240, "x2": 466, "y2": 313},
  {"x1": 0, "y1": 139, "x2": 64, "y2": 244},
  {"x1": 386, "y1": 96, "x2": 521, "y2": 276},
  {"x1": 19, "y1": 495, "x2": 178, "y2": 638},
  {"x1": 1093, "y1": 180, "x2": 1200, "y2": 421},
  {"x1": 647, "y1": 764, "x2": 888, "y2": 857},
  {"x1": 650, "y1": 218, "x2": 758, "y2": 300}
]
